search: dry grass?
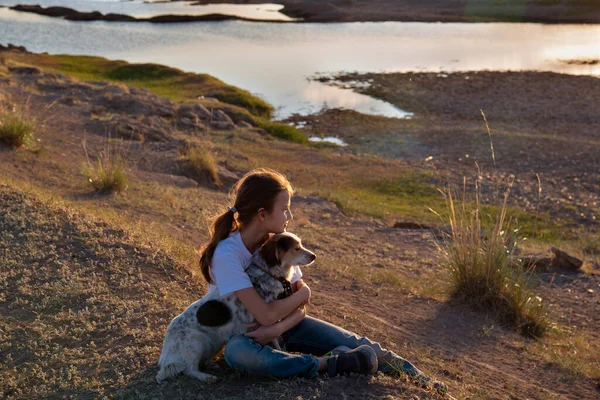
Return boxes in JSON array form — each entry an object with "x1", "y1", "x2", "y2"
[
  {"x1": 435, "y1": 178, "x2": 550, "y2": 338},
  {"x1": 0, "y1": 185, "x2": 197, "y2": 399},
  {"x1": 179, "y1": 144, "x2": 221, "y2": 187},
  {"x1": 83, "y1": 138, "x2": 128, "y2": 194},
  {"x1": 0, "y1": 103, "x2": 35, "y2": 148}
]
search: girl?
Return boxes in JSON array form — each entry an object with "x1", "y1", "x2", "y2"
[{"x1": 199, "y1": 168, "x2": 447, "y2": 393}]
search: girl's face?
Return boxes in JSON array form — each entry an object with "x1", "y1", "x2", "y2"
[{"x1": 262, "y1": 190, "x2": 293, "y2": 234}]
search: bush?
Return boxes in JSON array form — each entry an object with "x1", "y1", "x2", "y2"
[
  {"x1": 437, "y1": 180, "x2": 549, "y2": 338},
  {"x1": 0, "y1": 106, "x2": 35, "y2": 148}
]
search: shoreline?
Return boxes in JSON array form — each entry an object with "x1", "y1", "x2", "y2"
[{"x1": 5, "y1": 2, "x2": 600, "y2": 24}]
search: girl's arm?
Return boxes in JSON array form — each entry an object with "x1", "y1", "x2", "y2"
[
  {"x1": 245, "y1": 306, "x2": 306, "y2": 345},
  {"x1": 234, "y1": 284, "x2": 310, "y2": 327}
]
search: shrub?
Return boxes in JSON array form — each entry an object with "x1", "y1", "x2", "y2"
[
  {"x1": 83, "y1": 140, "x2": 128, "y2": 194},
  {"x1": 437, "y1": 180, "x2": 549, "y2": 338},
  {"x1": 180, "y1": 146, "x2": 221, "y2": 187},
  {"x1": 0, "y1": 106, "x2": 35, "y2": 148}
]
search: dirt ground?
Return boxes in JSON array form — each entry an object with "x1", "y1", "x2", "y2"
[
  {"x1": 288, "y1": 71, "x2": 600, "y2": 238},
  {"x1": 1, "y1": 52, "x2": 599, "y2": 399}
]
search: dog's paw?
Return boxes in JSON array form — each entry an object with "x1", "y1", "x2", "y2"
[{"x1": 205, "y1": 361, "x2": 221, "y2": 371}]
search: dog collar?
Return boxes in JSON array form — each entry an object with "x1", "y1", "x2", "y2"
[{"x1": 277, "y1": 278, "x2": 293, "y2": 299}]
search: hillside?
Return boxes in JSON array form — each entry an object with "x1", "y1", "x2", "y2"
[{"x1": 1, "y1": 47, "x2": 599, "y2": 399}]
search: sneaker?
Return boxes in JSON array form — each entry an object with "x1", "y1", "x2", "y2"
[
  {"x1": 327, "y1": 345, "x2": 378, "y2": 377},
  {"x1": 413, "y1": 374, "x2": 448, "y2": 394}
]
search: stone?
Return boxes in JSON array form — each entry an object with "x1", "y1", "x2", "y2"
[
  {"x1": 550, "y1": 247, "x2": 583, "y2": 270},
  {"x1": 237, "y1": 121, "x2": 254, "y2": 128}
]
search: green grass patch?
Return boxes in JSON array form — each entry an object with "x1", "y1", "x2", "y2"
[
  {"x1": 0, "y1": 106, "x2": 35, "y2": 148},
  {"x1": 20, "y1": 53, "x2": 273, "y2": 118},
  {"x1": 317, "y1": 174, "x2": 444, "y2": 219},
  {"x1": 254, "y1": 118, "x2": 309, "y2": 144}
]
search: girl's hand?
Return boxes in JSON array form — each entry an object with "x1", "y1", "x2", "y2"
[{"x1": 244, "y1": 323, "x2": 280, "y2": 345}]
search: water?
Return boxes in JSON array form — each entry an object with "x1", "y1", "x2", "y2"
[{"x1": 1, "y1": 2, "x2": 599, "y2": 119}]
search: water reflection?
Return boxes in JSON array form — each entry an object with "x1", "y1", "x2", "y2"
[{"x1": 1, "y1": 6, "x2": 599, "y2": 119}]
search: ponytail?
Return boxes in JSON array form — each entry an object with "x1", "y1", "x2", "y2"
[{"x1": 199, "y1": 209, "x2": 238, "y2": 284}]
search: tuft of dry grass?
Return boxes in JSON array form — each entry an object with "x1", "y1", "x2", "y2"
[
  {"x1": 179, "y1": 145, "x2": 221, "y2": 187},
  {"x1": 0, "y1": 103, "x2": 35, "y2": 148},
  {"x1": 83, "y1": 138, "x2": 128, "y2": 194},
  {"x1": 435, "y1": 178, "x2": 550, "y2": 338}
]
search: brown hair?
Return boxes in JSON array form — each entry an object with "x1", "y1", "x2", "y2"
[{"x1": 199, "y1": 168, "x2": 293, "y2": 284}]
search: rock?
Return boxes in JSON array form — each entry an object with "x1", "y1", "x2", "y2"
[
  {"x1": 519, "y1": 255, "x2": 553, "y2": 272},
  {"x1": 237, "y1": 121, "x2": 254, "y2": 129},
  {"x1": 0, "y1": 43, "x2": 27, "y2": 52},
  {"x1": 593, "y1": 262, "x2": 600, "y2": 270},
  {"x1": 210, "y1": 120, "x2": 235, "y2": 130},
  {"x1": 392, "y1": 221, "x2": 433, "y2": 230},
  {"x1": 8, "y1": 66, "x2": 40, "y2": 75},
  {"x1": 217, "y1": 166, "x2": 241, "y2": 188},
  {"x1": 212, "y1": 109, "x2": 234, "y2": 123},
  {"x1": 110, "y1": 116, "x2": 173, "y2": 142},
  {"x1": 178, "y1": 117, "x2": 205, "y2": 132},
  {"x1": 193, "y1": 103, "x2": 212, "y2": 119},
  {"x1": 103, "y1": 94, "x2": 151, "y2": 115},
  {"x1": 211, "y1": 110, "x2": 235, "y2": 130},
  {"x1": 550, "y1": 247, "x2": 583, "y2": 270},
  {"x1": 168, "y1": 174, "x2": 199, "y2": 189}
]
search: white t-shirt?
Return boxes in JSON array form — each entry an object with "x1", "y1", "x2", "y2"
[{"x1": 208, "y1": 231, "x2": 303, "y2": 297}]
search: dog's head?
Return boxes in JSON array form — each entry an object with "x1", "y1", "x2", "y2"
[{"x1": 260, "y1": 232, "x2": 316, "y2": 275}]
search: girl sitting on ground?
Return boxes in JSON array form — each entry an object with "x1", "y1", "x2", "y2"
[{"x1": 199, "y1": 167, "x2": 447, "y2": 393}]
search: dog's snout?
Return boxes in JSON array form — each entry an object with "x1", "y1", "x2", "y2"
[{"x1": 309, "y1": 253, "x2": 316, "y2": 261}]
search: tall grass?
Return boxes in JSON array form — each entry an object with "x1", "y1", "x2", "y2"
[
  {"x1": 0, "y1": 104, "x2": 35, "y2": 148},
  {"x1": 179, "y1": 145, "x2": 221, "y2": 187},
  {"x1": 436, "y1": 178, "x2": 549, "y2": 338},
  {"x1": 83, "y1": 139, "x2": 128, "y2": 194}
]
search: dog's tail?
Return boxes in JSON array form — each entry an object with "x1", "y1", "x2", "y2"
[{"x1": 156, "y1": 360, "x2": 186, "y2": 383}]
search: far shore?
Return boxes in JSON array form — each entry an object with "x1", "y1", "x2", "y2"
[{"x1": 5, "y1": 0, "x2": 600, "y2": 24}]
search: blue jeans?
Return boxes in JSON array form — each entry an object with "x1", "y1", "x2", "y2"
[{"x1": 224, "y1": 316, "x2": 429, "y2": 379}]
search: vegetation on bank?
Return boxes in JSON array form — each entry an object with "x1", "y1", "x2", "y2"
[
  {"x1": 8, "y1": 53, "x2": 273, "y2": 118},
  {"x1": 0, "y1": 104, "x2": 35, "y2": 148},
  {"x1": 436, "y1": 181, "x2": 549, "y2": 338}
]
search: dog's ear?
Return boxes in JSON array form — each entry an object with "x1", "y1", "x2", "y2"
[
  {"x1": 260, "y1": 237, "x2": 279, "y2": 267},
  {"x1": 277, "y1": 235, "x2": 296, "y2": 253}
]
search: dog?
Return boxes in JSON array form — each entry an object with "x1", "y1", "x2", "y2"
[{"x1": 156, "y1": 231, "x2": 316, "y2": 383}]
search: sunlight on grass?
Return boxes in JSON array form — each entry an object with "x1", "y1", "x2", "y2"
[
  {"x1": 20, "y1": 54, "x2": 273, "y2": 118},
  {"x1": 83, "y1": 139, "x2": 128, "y2": 194},
  {"x1": 435, "y1": 178, "x2": 549, "y2": 338},
  {"x1": 0, "y1": 103, "x2": 35, "y2": 148},
  {"x1": 179, "y1": 145, "x2": 221, "y2": 187}
]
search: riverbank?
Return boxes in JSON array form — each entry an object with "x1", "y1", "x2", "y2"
[
  {"x1": 6, "y1": 0, "x2": 600, "y2": 24},
  {"x1": 198, "y1": 0, "x2": 600, "y2": 23},
  {"x1": 1, "y1": 48, "x2": 599, "y2": 399},
  {"x1": 294, "y1": 70, "x2": 600, "y2": 245}
]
